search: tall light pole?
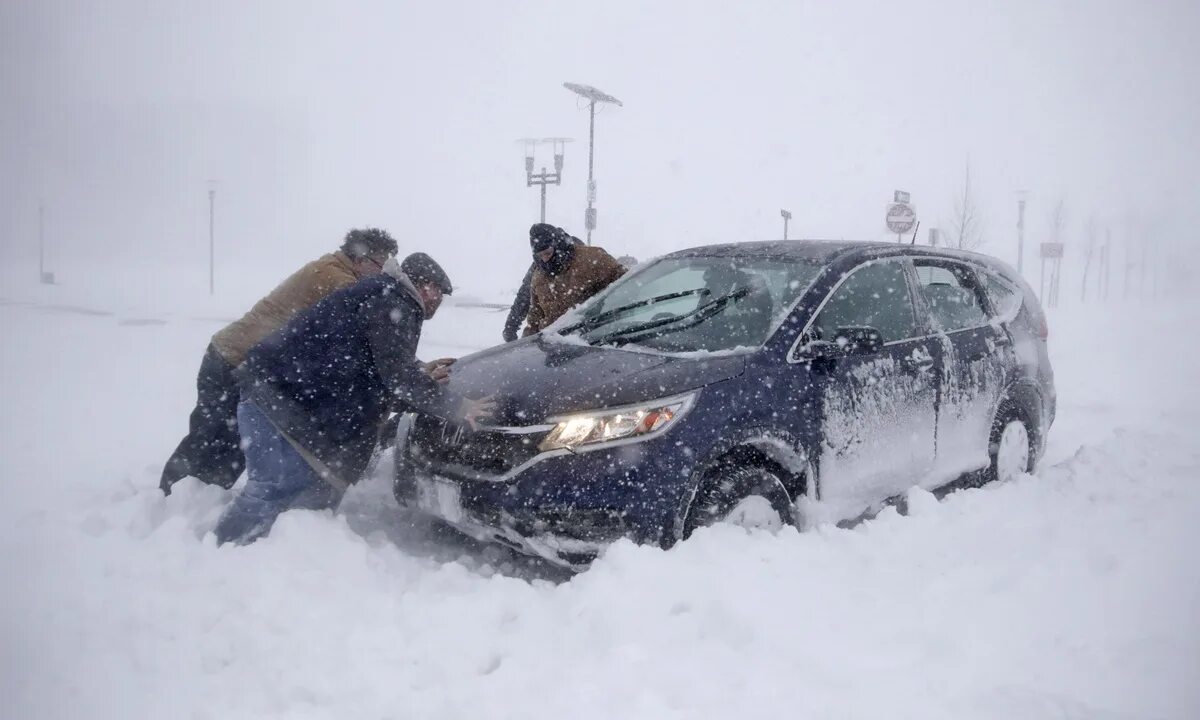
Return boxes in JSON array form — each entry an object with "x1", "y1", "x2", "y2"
[
  {"x1": 207, "y1": 181, "x2": 217, "y2": 295},
  {"x1": 38, "y1": 201, "x2": 46, "y2": 282},
  {"x1": 564, "y1": 82, "x2": 622, "y2": 245},
  {"x1": 780, "y1": 209, "x2": 792, "y2": 240},
  {"x1": 35, "y1": 201, "x2": 55, "y2": 284},
  {"x1": 520, "y1": 138, "x2": 571, "y2": 222},
  {"x1": 1016, "y1": 191, "x2": 1028, "y2": 275}
]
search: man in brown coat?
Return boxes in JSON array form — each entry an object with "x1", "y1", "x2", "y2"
[
  {"x1": 523, "y1": 223, "x2": 626, "y2": 336},
  {"x1": 160, "y1": 228, "x2": 402, "y2": 494}
]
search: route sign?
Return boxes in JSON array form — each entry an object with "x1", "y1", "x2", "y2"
[{"x1": 886, "y1": 202, "x2": 917, "y2": 234}]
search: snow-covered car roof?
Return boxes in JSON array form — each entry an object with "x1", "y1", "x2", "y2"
[
  {"x1": 662, "y1": 239, "x2": 869, "y2": 262},
  {"x1": 662, "y1": 240, "x2": 1016, "y2": 276}
]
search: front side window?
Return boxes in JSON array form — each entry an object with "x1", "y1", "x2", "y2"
[
  {"x1": 811, "y1": 260, "x2": 918, "y2": 344},
  {"x1": 914, "y1": 261, "x2": 989, "y2": 332},
  {"x1": 563, "y1": 255, "x2": 823, "y2": 353}
]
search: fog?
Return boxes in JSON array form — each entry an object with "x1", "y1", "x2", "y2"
[
  {"x1": 3, "y1": 0, "x2": 1198, "y2": 296},
  {"x1": 5, "y1": 6, "x2": 1200, "y2": 717}
]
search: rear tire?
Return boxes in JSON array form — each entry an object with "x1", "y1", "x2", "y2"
[
  {"x1": 684, "y1": 464, "x2": 795, "y2": 538},
  {"x1": 985, "y1": 407, "x2": 1034, "y2": 484}
]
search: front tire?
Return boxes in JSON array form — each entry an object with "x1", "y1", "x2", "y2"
[{"x1": 684, "y1": 464, "x2": 795, "y2": 538}]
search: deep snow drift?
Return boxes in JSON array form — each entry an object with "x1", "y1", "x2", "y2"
[{"x1": 1, "y1": 274, "x2": 1198, "y2": 719}]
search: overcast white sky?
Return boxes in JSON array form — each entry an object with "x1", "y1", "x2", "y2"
[{"x1": 2, "y1": 0, "x2": 1197, "y2": 295}]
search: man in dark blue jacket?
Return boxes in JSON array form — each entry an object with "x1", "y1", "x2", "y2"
[{"x1": 213, "y1": 252, "x2": 493, "y2": 545}]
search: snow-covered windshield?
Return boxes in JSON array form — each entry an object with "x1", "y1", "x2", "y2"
[{"x1": 562, "y1": 255, "x2": 822, "y2": 352}]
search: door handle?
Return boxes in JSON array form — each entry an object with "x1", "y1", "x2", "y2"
[
  {"x1": 902, "y1": 355, "x2": 935, "y2": 371},
  {"x1": 985, "y1": 334, "x2": 1013, "y2": 355}
]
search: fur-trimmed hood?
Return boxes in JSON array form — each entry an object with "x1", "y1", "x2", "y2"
[{"x1": 383, "y1": 256, "x2": 426, "y2": 312}]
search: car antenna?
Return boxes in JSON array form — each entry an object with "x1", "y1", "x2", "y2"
[{"x1": 909, "y1": 220, "x2": 920, "y2": 245}]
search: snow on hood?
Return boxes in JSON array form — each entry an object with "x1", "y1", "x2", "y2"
[{"x1": 444, "y1": 335, "x2": 747, "y2": 424}]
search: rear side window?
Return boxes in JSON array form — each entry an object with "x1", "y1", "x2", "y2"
[
  {"x1": 984, "y1": 273, "x2": 1022, "y2": 320},
  {"x1": 914, "y1": 261, "x2": 989, "y2": 332},
  {"x1": 812, "y1": 260, "x2": 918, "y2": 343}
]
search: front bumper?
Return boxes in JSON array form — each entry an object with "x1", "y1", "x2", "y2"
[
  {"x1": 394, "y1": 417, "x2": 696, "y2": 569},
  {"x1": 400, "y1": 464, "x2": 614, "y2": 569}
]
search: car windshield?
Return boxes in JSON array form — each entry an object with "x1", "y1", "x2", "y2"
[{"x1": 562, "y1": 255, "x2": 822, "y2": 352}]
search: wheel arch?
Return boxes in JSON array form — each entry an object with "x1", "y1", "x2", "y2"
[
  {"x1": 996, "y1": 379, "x2": 1046, "y2": 459},
  {"x1": 669, "y1": 428, "x2": 814, "y2": 544}
]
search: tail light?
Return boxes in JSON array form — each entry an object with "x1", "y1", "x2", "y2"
[{"x1": 1036, "y1": 316, "x2": 1049, "y2": 340}]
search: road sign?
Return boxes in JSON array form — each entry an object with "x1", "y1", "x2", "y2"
[
  {"x1": 894, "y1": 190, "x2": 910, "y2": 204},
  {"x1": 886, "y1": 202, "x2": 917, "y2": 234},
  {"x1": 1040, "y1": 242, "x2": 1064, "y2": 259}
]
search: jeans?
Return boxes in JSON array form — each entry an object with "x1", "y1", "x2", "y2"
[
  {"x1": 160, "y1": 344, "x2": 245, "y2": 493},
  {"x1": 213, "y1": 401, "x2": 343, "y2": 545}
]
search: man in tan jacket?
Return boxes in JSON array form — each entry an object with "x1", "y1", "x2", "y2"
[
  {"x1": 523, "y1": 223, "x2": 626, "y2": 336},
  {"x1": 160, "y1": 228, "x2": 401, "y2": 494}
]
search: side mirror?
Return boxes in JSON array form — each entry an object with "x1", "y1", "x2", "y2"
[
  {"x1": 795, "y1": 326, "x2": 884, "y2": 361},
  {"x1": 833, "y1": 326, "x2": 884, "y2": 355},
  {"x1": 797, "y1": 338, "x2": 842, "y2": 360}
]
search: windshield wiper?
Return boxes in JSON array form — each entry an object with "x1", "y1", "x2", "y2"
[
  {"x1": 586, "y1": 288, "x2": 749, "y2": 347},
  {"x1": 559, "y1": 288, "x2": 710, "y2": 335}
]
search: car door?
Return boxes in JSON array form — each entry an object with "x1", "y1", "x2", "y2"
[
  {"x1": 790, "y1": 257, "x2": 941, "y2": 517},
  {"x1": 913, "y1": 259, "x2": 1013, "y2": 482}
]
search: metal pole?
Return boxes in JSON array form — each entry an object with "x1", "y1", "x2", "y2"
[
  {"x1": 208, "y1": 188, "x2": 215, "y2": 295},
  {"x1": 1123, "y1": 240, "x2": 1131, "y2": 300},
  {"x1": 1017, "y1": 198, "x2": 1026, "y2": 274},
  {"x1": 38, "y1": 202, "x2": 45, "y2": 281},
  {"x1": 1149, "y1": 239, "x2": 1157, "y2": 301},
  {"x1": 1141, "y1": 239, "x2": 1148, "y2": 301},
  {"x1": 783, "y1": 216, "x2": 789, "y2": 240},
  {"x1": 586, "y1": 100, "x2": 596, "y2": 245},
  {"x1": 1040, "y1": 256, "x2": 1046, "y2": 301},
  {"x1": 539, "y1": 167, "x2": 547, "y2": 223},
  {"x1": 1103, "y1": 228, "x2": 1111, "y2": 301},
  {"x1": 1053, "y1": 259, "x2": 1061, "y2": 307}
]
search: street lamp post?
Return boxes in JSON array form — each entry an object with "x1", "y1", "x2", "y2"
[
  {"x1": 36, "y1": 201, "x2": 56, "y2": 284},
  {"x1": 520, "y1": 138, "x2": 570, "y2": 222},
  {"x1": 38, "y1": 202, "x2": 46, "y2": 283},
  {"x1": 207, "y1": 180, "x2": 220, "y2": 296},
  {"x1": 564, "y1": 82, "x2": 622, "y2": 245},
  {"x1": 780, "y1": 209, "x2": 792, "y2": 240},
  {"x1": 1016, "y1": 191, "x2": 1028, "y2": 275},
  {"x1": 208, "y1": 187, "x2": 215, "y2": 295}
]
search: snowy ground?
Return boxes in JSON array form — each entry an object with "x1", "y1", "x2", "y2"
[{"x1": 2, "y1": 272, "x2": 1199, "y2": 719}]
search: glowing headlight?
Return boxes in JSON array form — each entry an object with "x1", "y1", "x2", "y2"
[{"x1": 538, "y1": 393, "x2": 697, "y2": 452}]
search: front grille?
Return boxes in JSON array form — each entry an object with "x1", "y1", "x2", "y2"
[
  {"x1": 465, "y1": 502, "x2": 628, "y2": 541},
  {"x1": 409, "y1": 415, "x2": 546, "y2": 477}
]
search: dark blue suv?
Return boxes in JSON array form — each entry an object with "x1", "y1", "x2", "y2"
[{"x1": 394, "y1": 241, "x2": 1055, "y2": 569}]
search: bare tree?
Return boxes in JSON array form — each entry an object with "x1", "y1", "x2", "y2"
[
  {"x1": 1047, "y1": 198, "x2": 1067, "y2": 246},
  {"x1": 1080, "y1": 215, "x2": 1098, "y2": 302},
  {"x1": 947, "y1": 162, "x2": 985, "y2": 251},
  {"x1": 1044, "y1": 198, "x2": 1067, "y2": 306}
]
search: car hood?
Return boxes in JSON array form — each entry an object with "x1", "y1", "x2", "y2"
[{"x1": 444, "y1": 336, "x2": 747, "y2": 424}]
